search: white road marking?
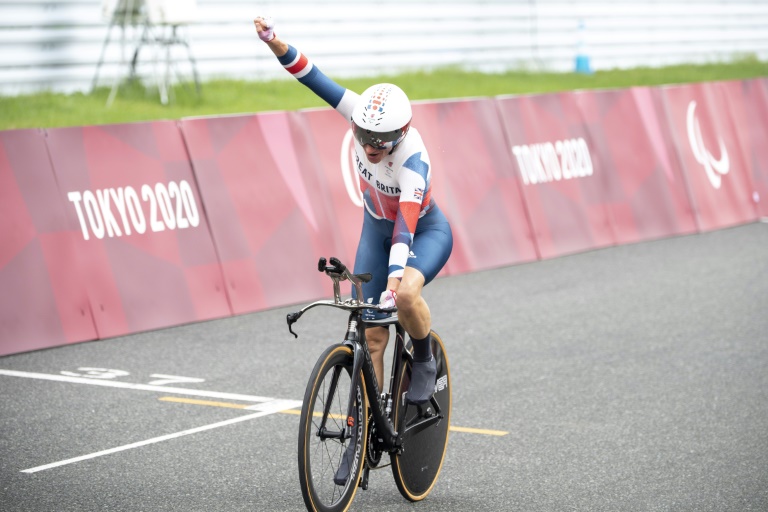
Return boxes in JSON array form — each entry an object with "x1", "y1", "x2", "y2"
[
  {"x1": 0, "y1": 369, "x2": 303, "y2": 474},
  {"x1": 0, "y1": 369, "x2": 273, "y2": 402},
  {"x1": 21, "y1": 405, "x2": 293, "y2": 474},
  {"x1": 246, "y1": 399, "x2": 303, "y2": 412},
  {"x1": 4, "y1": 368, "x2": 506, "y2": 474},
  {"x1": 148, "y1": 374, "x2": 206, "y2": 386}
]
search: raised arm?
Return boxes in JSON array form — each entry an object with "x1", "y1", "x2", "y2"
[
  {"x1": 254, "y1": 17, "x2": 288, "y2": 57},
  {"x1": 254, "y1": 16, "x2": 358, "y2": 118}
]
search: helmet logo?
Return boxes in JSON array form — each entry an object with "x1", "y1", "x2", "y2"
[{"x1": 365, "y1": 85, "x2": 394, "y2": 125}]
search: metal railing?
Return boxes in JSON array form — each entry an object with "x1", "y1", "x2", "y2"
[{"x1": 1, "y1": 0, "x2": 766, "y2": 97}]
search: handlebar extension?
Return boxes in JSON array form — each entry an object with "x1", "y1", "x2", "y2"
[
  {"x1": 318, "y1": 256, "x2": 348, "y2": 275},
  {"x1": 288, "y1": 256, "x2": 381, "y2": 339},
  {"x1": 330, "y1": 257, "x2": 345, "y2": 272}
]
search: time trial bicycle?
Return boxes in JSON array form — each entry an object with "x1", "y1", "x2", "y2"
[{"x1": 286, "y1": 256, "x2": 451, "y2": 512}]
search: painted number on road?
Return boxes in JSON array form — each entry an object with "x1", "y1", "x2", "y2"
[
  {"x1": 60, "y1": 368, "x2": 130, "y2": 379},
  {"x1": 60, "y1": 368, "x2": 205, "y2": 386}
]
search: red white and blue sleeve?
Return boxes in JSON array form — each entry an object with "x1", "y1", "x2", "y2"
[
  {"x1": 388, "y1": 152, "x2": 432, "y2": 279},
  {"x1": 277, "y1": 45, "x2": 358, "y2": 119}
]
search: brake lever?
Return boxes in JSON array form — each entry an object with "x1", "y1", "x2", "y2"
[{"x1": 286, "y1": 311, "x2": 301, "y2": 338}]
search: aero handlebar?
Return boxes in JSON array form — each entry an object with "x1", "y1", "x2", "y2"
[{"x1": 286, "y1": 257, "x2": 395, "y2": 338}]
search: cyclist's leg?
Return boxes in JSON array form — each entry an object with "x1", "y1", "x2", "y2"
[
  {"x1": 396, "y1": 269, "x2": 436, "y2": 404},
  {"x1": 352, "y1": 209, "x2": 393, "y2": 390},
  {"x1": 401, "y1": 205, "x2": 453, "y2": 330},
  {"x1": 365, "y1": 326, "x2": 388, "y2": 389},
  {"x1": 395, "y1": 268, "x2": 430, "y2": 339},
  {"x1": 398, "y1": 206, "x2": 453, "y2": 403},
  {"x1": 393, "y1": 205, "x2": 454, "y2": 339},
  {"x1": 407, "y1": 205, "x2": 453, "y2": 287}
]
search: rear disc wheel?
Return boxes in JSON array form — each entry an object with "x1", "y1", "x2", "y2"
[{"x1": 390, "y1": 330, "x2": 451, "y2": 501}]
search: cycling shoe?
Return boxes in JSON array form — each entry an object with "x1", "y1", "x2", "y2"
[
  {"x1": 334, "y1": 436, "x2": 357, "y2": 485},
  {"x1": 406, "y1": 355, "x2": 437, "y2": 405}
]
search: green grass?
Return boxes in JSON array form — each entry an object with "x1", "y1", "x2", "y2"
[{"x1": 1, "y1": 56, "x2": 766, "y2": 131}]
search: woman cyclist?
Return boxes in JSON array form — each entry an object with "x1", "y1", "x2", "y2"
[{"x1": 253, "y1": 16, "x2": 453, "y2": 482}]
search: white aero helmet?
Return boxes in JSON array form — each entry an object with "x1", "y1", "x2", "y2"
[{"x1": 351, "y1": 83, "x2": 412, "y2": 150}]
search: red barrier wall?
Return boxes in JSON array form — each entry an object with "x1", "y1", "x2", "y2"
[
  {"x1": 45, "y1": 122, "x2": 231, "y2": 339},
  {"x1": 411, "y1": 99, "x2": 538, "y2": 273},
  {"x1": 0, "y1": 130, "x2": 97, "y2": 355},
  {"x1": 659, "y1": 83, "x2": 758, "y2": 230},
  {"x1": 497, "y1": 93, "x2": 617, "y2": 259},
  {"x1": 179, "y1": 112, "x2": 340, "y2": 313},
  {"x1": 720, "y1": 78, "x2": 768, "y2": 218},
  {"x1": 296, "y1": 107, "x2": 365, "y2": 298},
  {"x1": 573, "y1": 87, "x2": 698, "y2": 243},
  {"x1": 1, "y1": 79, "x2": 765, "y2": 356}
]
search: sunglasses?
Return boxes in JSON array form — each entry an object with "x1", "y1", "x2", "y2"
[{"x1": 352, "y1": 122, "x2": 409, "y2": 150}]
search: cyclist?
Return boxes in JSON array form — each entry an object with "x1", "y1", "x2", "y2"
[{"x1": 254, "y1": 16, "x2": 453, "y2": 481}]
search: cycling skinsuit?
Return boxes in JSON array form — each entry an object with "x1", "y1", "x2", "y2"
[{"x1": 276, "y1": 46, "x2": 453, "y2": 309}]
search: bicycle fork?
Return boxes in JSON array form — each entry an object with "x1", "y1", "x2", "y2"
[{"x1": 312, "y1": 316, "x2": 367, "y2": 444}]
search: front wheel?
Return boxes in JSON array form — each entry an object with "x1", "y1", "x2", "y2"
[
  {"x1": 298, "y1": 344, "x2": 367, "y2": 512},
  {"x1": 390, "y1": 330, "x2": 451, "y2": 501}
]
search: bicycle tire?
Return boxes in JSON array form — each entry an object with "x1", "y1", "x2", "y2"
[
  {"x1": 390, "y1": 330, "x2": 451, "y2": 501},
  {"x1": 298, "y1": 344, "x2": 368, "y2": 512}
]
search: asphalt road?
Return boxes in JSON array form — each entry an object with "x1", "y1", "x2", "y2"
[{"x1": 1, "y1": 222, "x2": 767, "y2": 512}]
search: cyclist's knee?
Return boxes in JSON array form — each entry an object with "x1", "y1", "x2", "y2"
[
  {"x1": 395, "y1": 283, "x2": 423, "y2": 313},
  {"x1": 366, "y1": 327, "x2": 389, "y2": 353},
  {"x1": 397, "y1": 268, "x2": 426, "y2": 313}
]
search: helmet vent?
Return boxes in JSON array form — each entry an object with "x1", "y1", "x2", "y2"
[{"x1": 364, "y1": 85, "x2": 394, "y2": 126}]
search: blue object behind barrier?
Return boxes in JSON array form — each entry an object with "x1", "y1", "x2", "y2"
[{"x1": 575, "y1": 54, "x2": 592, "y2": 74}]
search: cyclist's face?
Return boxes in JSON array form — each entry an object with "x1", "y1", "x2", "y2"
[{"x1": 363, "y1": 144, "x2": 385, "y2": 164}]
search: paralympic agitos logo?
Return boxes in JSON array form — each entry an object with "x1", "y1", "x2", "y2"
[
  {"x1": 686, "y1": 100, "x2": 730, "y2": 190},
  {"x1": 340, "y1": 129, "x2": 364, "y2": 207}
]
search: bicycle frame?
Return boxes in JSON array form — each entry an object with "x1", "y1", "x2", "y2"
[
  {"x1": 287, "y1": 257, "x2": 445, "y2": 454},
  {"x1": 346, "y1": 309, "x2": 404, "y2": 450}
]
